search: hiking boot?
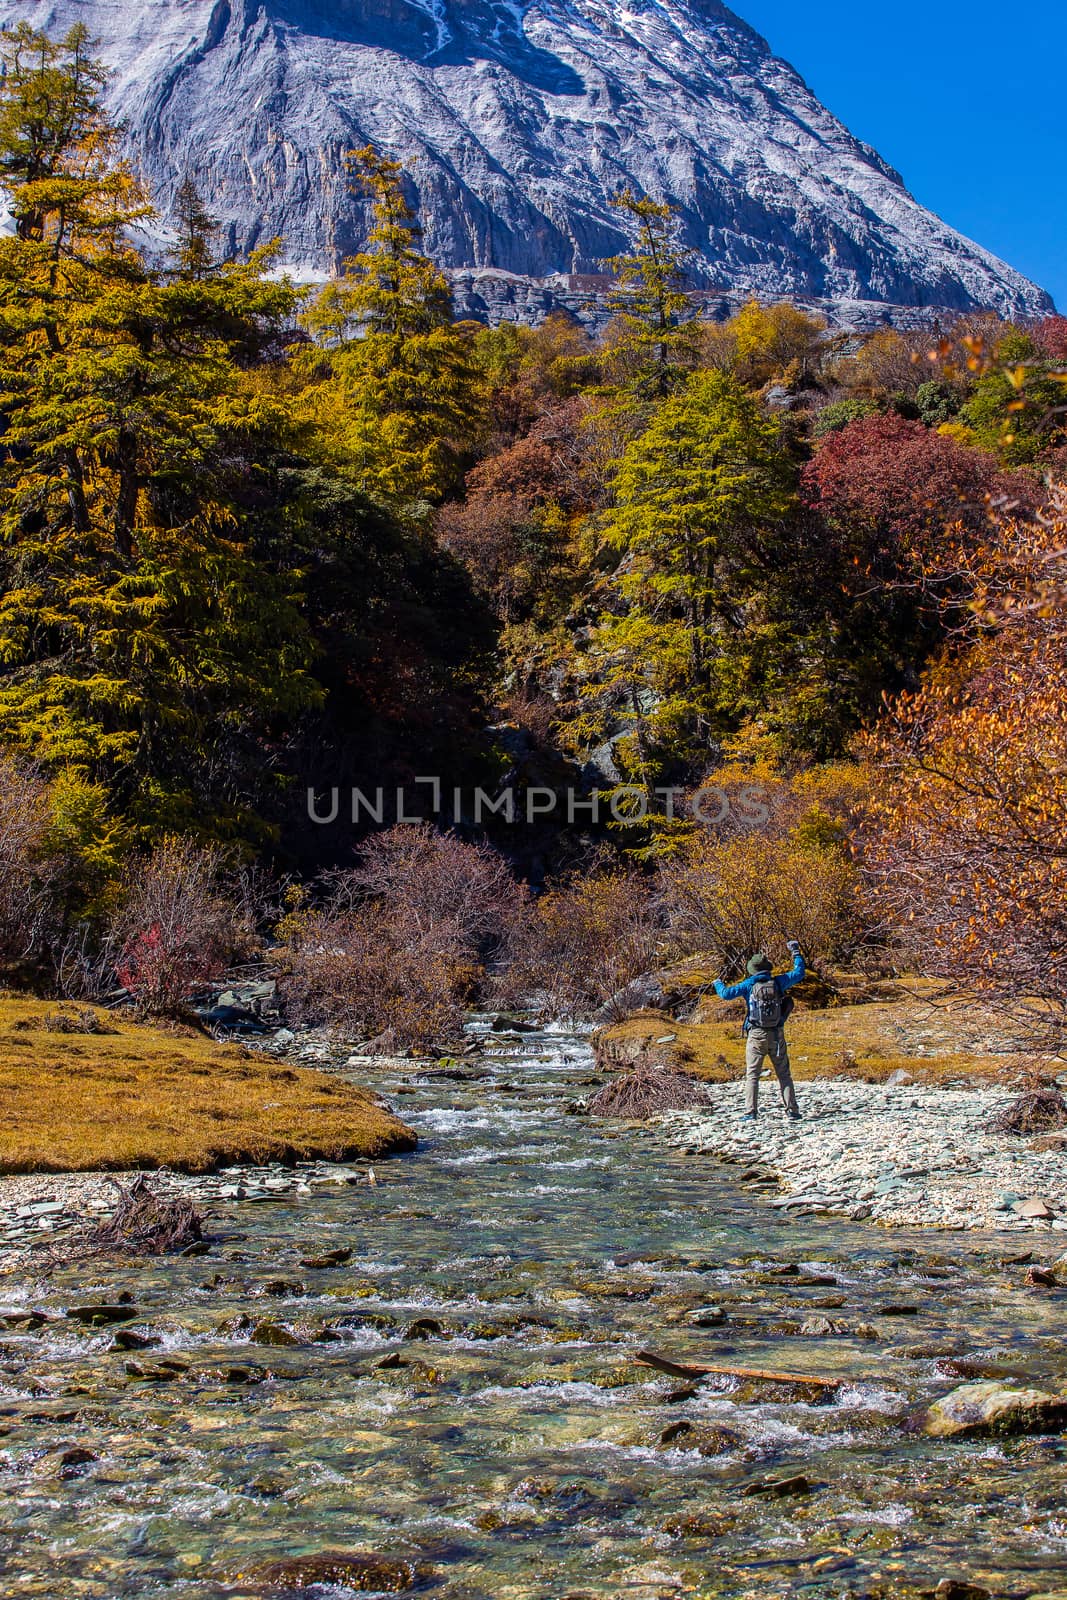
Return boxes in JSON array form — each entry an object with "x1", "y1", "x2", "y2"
[
  {"x1": 786, "y1": 1109, "x2": 802, "y2": 1121},
  {"x1": 743, "y1": 1112, "x2": 758, "y2": 1122}
]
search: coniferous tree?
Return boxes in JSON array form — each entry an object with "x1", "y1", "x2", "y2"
[
  {"x1": 299, "y1": 147, "x2": 482, "y2": 507},
  {"x1": 0, "y1": 25, "x2": 318, "y2": 837},
  {"x1": 171, "y1": 176, "x2": 219, "y2": 280},
  {"x1": 576, "y1": 369, "x2": 794, "y2": 788},
  {"x1": 603, "y1": 188, "x2": 697, "y2": 402}
]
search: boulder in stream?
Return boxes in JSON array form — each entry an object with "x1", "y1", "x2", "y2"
[
  {"x1": 922, "y1": 1380, "x2": 1067, "y2": 1438},
  {"x1": 250, "y1": 1321, "x2": 303, "y2": 1348},
  {"x1": 741, "y1": 1472, "x2": 816, "y2": 1497},
  {"x1": 219, "y1": 1550, "x2": 429, "y2": 1593},
  {"x1": 65, "y1": 1303, "x2": 139, "y2": 1326}
]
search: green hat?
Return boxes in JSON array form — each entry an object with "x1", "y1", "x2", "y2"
[{"x1": 747, "y1": 954, "x2": 772, "y2": 976}]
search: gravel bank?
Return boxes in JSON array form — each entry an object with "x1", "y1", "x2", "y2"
[
  {"x1": 664, "y1": 1080, "x2": 1067, "y2": 1232},
  {"x1": 0, "y1": 1159, "x2": 377, "y2": 1272}
]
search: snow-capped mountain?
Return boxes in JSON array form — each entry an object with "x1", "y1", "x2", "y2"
[{"x1": 2, "y1": 0, "x2": 1052, "y2": 323}]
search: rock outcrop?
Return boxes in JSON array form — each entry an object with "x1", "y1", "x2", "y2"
[{"x1": 1, "y1": 0, "x2": 1052, "y2": 324}]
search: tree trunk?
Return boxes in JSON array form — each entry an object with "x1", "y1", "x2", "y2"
[{"x1": 113, "y1": 427, "x2": 139, "y2": 559}]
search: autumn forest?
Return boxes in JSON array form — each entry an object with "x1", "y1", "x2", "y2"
[{"x1": 1, "y1": 22, "x2": 1065, "y2": 1044}]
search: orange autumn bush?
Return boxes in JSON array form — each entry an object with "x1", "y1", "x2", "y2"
[{"x1": 862, "y1": 492, "x2": 1067, "y2": 1022}]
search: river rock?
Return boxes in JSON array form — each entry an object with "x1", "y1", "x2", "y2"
[
  {"x1": 250, "y1": 1322, "x2": 303, "y2": 1348},
  {"x1": 66, "y1": 1303, "x2": 139, "y2": 1326},
  {"x1": 742, "y1": 1473, "x2": 815, "y2": 1498},
  {"x1": 402, "y1": 1317, "x2": 446, "y2": 1341},
  {"x1": 1026, "y1": 1266, "x2": 1058, "y2": 1288},
  {"x1": 110, "y1": 1329, "x2": 161, "y2": 1351},
  {"x1": 221, "y1": 1551, "x2": 427, "y2": 1592},
  {"x1": 487, "y1": 1014, "x2": 537, "y2": 1033},
  {"x1": 686, "y1": 1305, "x2": 727, "y2": 1327},
  {"x1": 660, "y1": 1511, "x2": 733, "y2": 1539},
  {"x1": 32, "y1": 1445, "x2": 99, "y2": 1479},
  {"x1": 57, "y1": 1446, "x2": 99, "y2": 1479},
  {"x1": 657, "y1": 1420, "x2": 741, "y2": 1455},
  {"x1": 300, "y1": 1249, "x2": 352, "y2": 1269},
  {"x1": 922, "y1": 1381, "x2": 1067, "y2": 1439},
  {"x1": 798, "y1": 1315, "x2": 852, "y2": 1337}
]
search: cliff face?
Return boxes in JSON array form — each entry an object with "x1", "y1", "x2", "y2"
[{"x1": 1, "y1": 0, "x2": 1051, "y2": 322}]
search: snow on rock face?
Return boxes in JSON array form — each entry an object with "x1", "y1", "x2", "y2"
[{"x1": 0, "y1": 0, "x2": 1051, "y2": 323}]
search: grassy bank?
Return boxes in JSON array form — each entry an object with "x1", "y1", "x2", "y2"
[
  {"x1": 0, "y1": 998, "x2": 416, "y2": 1174},
  {"x1": 594, "y1": 977, "x2": 1051, "y2": 1086}
]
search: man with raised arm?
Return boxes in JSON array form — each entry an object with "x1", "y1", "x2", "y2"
[{"x1": 713, "y1": 941, "x2": 805, "y2": 1121}]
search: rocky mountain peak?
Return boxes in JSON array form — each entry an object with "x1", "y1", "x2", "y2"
[{"x1": 0, "y1": 0, "x2": 1052, "y2": 324}]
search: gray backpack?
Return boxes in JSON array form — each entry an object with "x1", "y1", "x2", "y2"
[{"x1": 748, "y1": 978, "x2": 783, "y2": 1029}]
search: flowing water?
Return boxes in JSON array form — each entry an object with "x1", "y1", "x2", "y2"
[{"x1": 1, "y1": 1025, "x2": 1065, "y2": 1598}]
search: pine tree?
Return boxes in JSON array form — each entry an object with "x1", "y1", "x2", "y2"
[
  {"x1": 171, "y1": 176, "x2": 219, "y2": 280},
  {"x1": 603, "y1": 188, "x2": 697, "y2": 402},
  {"x1": 579, "y1": 369, "x2": 794, "y2": 786},
  {"x1": 299, "y1": 146, "x2": 482, "y2": 507}
]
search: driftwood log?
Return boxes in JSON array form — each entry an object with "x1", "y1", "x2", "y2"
[{"x1": 635, "y1": 1348, "x2": 845, "y2": 1393}]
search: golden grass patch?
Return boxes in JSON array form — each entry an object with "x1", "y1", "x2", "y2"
[
  {"x1": 0, "y1": 997, "x2": 416, "y2": 1174},
  {"x1": 594, "y1": 985, "x2": 1035, "y2": 1088}
]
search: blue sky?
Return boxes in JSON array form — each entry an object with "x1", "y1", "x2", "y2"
[{"x1": 738, "y1": 0, "x2": 1066, "y2": 311}]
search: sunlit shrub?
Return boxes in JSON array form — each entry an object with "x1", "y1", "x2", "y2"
[{"x1": 503, "y1": 870, "x2": 663, "y2": 1020}]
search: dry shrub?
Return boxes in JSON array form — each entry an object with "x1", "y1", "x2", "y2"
[
  {"x1": 504, "y1": 870, "x2": 662, "y2": 1020},
  {"x1": 39, "y1": 1008, "x2": 115, "y2": 1035},
  {"x1": 589, "y1": 1060, "x2": 709, "y2": 1119},
  {"x1": 334, "y1": 822, "x2": 526, "y2": 951},
  {"x1": 282, "y1": 907, "x2": 478, "y2": 1052},
  {"x1": 990, "y1": 1090, "x2": 1067, "y2": 1136},
  {"x1": 84, "y1": 1174, "x2": 203, "y2": 1256},
  {"x1": 280, "y1": 824, "x2": 526, "y2": 1051},
  {"x1": 107, "y1": 837, "x2": 253, "y2": 1017},
  {"x1": 0, "y1": 755, "x2": 61, "y2": 973},
  {"x1": 661, "y1": 829, "x2": 860, "y2": 974}
]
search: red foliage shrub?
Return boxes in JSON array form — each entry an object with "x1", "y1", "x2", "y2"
[
  {"x1": 801, "y1": 413, "x2": 1033, "y2": 575},
  {"x1": 466, "y1": 397, "x2": 590, "y2": 509},
  {"x1": 861, "y1": 500, "x2": 1067, "y2": 1023},
  {"x1": 435, "y1": 491, "x2": 550, "y2": 621},
  {"x1": 436, "y1": 398, "x2": 594, "y2": 620},
  {"x1": 1034, "y1": 315, "x2": 1067, "y2": 365},
  {"x1": 109, "y1": 837, "x2": 251, "y2": 1017}
]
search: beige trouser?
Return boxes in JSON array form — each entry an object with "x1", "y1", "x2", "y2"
[{"x1": 745, "y1": 1026, "x2": 799, "y2": 1115}]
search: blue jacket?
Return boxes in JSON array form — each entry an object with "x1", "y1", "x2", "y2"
[{"x1": 714, "y1": 954, "x2": 806, "y2": 1031}]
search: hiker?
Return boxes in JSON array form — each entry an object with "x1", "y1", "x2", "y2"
[{"x1": 713, "y1": 942, "x2": 805, "y2": 1121}]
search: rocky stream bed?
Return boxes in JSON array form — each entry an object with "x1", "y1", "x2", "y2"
[{"x1": 1, "y1": 1023, "x2": 1065, "y2": 1599}]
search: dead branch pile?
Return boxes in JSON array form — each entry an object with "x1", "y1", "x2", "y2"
[
  {"x1": 989, "y1": 1089, "x2": 1067, "y2": 1136},
  {"x1": 85, "y1": 1175, "x2": 203, "y2": 1255},
  {"x1": 41, "y1": 1008, "x2": 116, "y2": 1034},
  {"x1": 589, "y1": 1061, "x2": 709, "y2": 1119}
]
